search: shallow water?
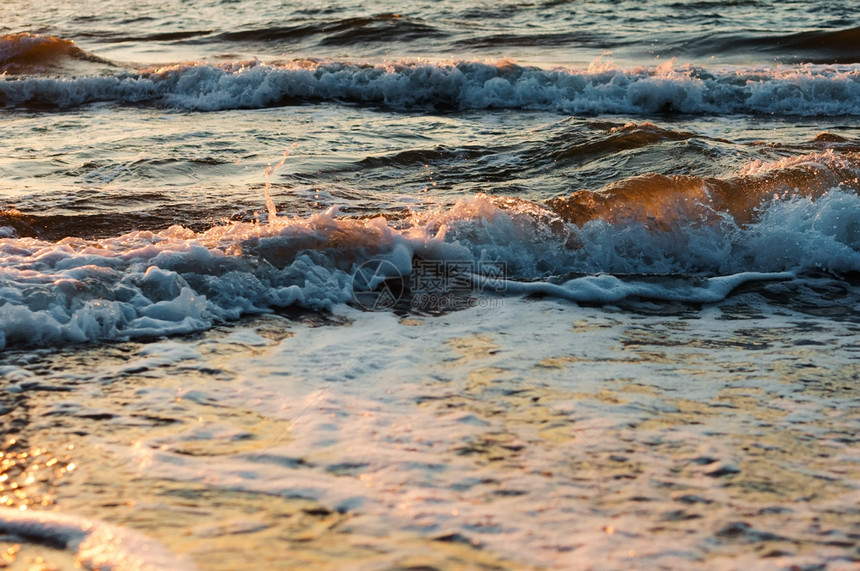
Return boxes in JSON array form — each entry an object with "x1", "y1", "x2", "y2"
[
  {"x1": 1, "y1": 0, "x2": 859, "y2": 569},
  {"x1": 2, "y1": 298, "x2": 858, "y2": 569}
]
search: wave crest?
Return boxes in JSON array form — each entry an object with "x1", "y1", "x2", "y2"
[
  {"x1": 1, "y1": 178, "x2": 858, "y2": 349},
  {"x1": 2, "y1": 56, "x2": 860, "y2": 115},
  {"x1": 548, "y1": 150, "x2": 860, "y2": 228},
  {"x1": 0, "y1": 33, "x2": 109, "y2": 74}
]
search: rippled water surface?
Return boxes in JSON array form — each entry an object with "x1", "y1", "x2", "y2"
[{"x1": 1, "y1": 0, "x2": 859, "y2": 569}]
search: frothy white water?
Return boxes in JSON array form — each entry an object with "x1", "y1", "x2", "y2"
[
  {"x1": 0, "y1": 509, "x2": 194, "y2": 570},
  {"x1": 0, "y1": 189, "x2": 857, "y2": 349},
  {"x1": 2, "y1": 58, "x2": 860, "y2": 115}
]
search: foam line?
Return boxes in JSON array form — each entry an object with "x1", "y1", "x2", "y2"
[{"x1": 2, "y1": 58, "x2": 859, "y2": 115}]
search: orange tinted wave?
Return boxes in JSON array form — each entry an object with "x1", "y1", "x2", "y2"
[
  {"x1": 0, "y1": 33, "x2": 99, "y2": 74},
  {"x1": 547, "y1": 151, "x2": 860, "y2": 229}
]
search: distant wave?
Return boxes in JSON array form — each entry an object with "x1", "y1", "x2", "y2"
[
  {"x1": 453, "y1": 31, "x2": 606, "y2": 49},
  {"x1": 211, "y1": 14, "x2": 444, "y2": 46},
  {"x1": 95, "y1": 30, "x2": 216, "y2": 44},
  {"x1": 683, "y1": 26, "x2": 860, "y2": 64},
  {"x1": 0, "y1": 33, "x2": 111, "y2": 74},
  {"x1": 2, "y1": 56, "x2": 859, "y2": 116}
]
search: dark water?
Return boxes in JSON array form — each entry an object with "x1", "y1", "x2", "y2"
[{"x1": 3, "y1": 0, "x2": 859, "y2": 66}]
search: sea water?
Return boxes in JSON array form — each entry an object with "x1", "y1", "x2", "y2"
[{"x1": 0, "y1": 1, "x2": 859, "y2": 569}]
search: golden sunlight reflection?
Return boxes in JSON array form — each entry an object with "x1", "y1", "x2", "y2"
[{"x1": 0, "y1": 439, "x2": 73, "y2": 510}]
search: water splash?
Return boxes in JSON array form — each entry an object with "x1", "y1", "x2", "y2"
[{"x1": 262, "y1": 149, "x2": 293, "y2": 223}]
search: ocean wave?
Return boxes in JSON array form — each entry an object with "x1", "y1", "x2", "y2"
[
  {"x1": 453, "y1": 31, "x2": 605, "y2": 49},
  {"x1": 0, "y1": 33, "x2": 111, "y2": 74},
  {"x1": 1, "y1": 179, "x2": 857, "y2": 348},
  {"x1": 97, "y1": 30, "x2": 216, "y2": 44},
  {"x1": 682, "y1": 26, "x2": 860, "y2": 65},
  {"x1": 211, "y1": 13, "x2": 444, "y2": 46},
  {"x1": 545, "y1": 121, "x2": 701, "y2": 164},
  {"x1": 2, "y1": 57, "x2": 860, "y2": 115},
  {"x1": 549, "y1": 149, "x2": 860, "y2": 227}
]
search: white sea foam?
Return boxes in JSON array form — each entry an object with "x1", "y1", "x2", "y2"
[
  {"x1": 2, "y1": 59, "x2": 860, "y2": 115},
  {"x1": 0, "y1": 190, "x2": 857, "y2": 348}
]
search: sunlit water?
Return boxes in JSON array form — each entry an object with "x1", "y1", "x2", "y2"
[{"x1": 1, "y1": 0, "x2": 859, "y2": 569}]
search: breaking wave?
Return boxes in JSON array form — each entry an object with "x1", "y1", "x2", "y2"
[
  {"x1": 2, "y1": 54, "x2": 860, "y2": 115},
  {"x1": 0, "y1": 178, "x2": 857, "y2": 348}
]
